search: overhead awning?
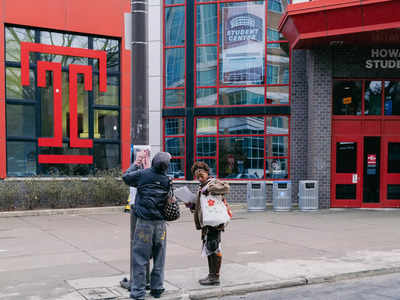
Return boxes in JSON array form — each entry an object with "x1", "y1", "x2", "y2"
[{"x1": 279, "y1": 0, "x2": 400, "y2": 49}]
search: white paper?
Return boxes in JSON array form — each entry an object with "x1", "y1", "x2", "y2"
[
  {"x1": 174, "y1": 186, "x2": 197, "y2": 204},
  {"x1": 129, "y1": 187, "x2": 137, "y2": 205}
]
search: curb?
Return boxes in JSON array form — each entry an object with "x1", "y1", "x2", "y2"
[
  {"x1": 185, "y1": 267, "x2": 400, "y2": 299},
  {"x1": 0, "y1": 203, "x2": 247, "y2": 218},
  {"x1": 0, "y1": 206, "x2": 125, "y2": 218}
]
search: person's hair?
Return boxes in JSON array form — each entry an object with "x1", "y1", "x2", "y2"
[{"x1": 191, "y1": 161, "x2": 210, "y2": 176}]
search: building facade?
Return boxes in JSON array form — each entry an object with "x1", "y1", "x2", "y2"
[
  {"x1": 1, "y1": 0, "x2": 399, "y2": 209},
  {"x1": 0, "y1": 0, "x2": 132, "y2": 178}
]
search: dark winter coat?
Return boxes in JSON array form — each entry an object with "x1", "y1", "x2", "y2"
[{"x1": 122, "y1": 152, "x2": 171, "y2": 220}]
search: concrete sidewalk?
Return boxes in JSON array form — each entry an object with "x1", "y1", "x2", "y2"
[{"x1": 1, "y1": 207, "x2": 400, "y2": 300}]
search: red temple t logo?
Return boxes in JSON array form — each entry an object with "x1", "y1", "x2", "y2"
[{"x1": 20, "y1": 42, "x2": 107, "y2": 164}]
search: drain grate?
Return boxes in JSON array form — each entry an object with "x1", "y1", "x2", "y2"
[{"x1": 78, "y1": 288, "x2": 119, "y2": 300}]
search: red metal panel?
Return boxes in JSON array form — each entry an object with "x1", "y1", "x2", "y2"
[
  {"x1": 38, "y1": 155, "x2": 93, "y2": 164},
  {"x1": 3, "y1": 0, "x2": 129, "y2": 37},
  {"x1": 279, "y1": 0, "x2": 400, "y2": 49},
  {"x1": 120, "y1": 47, "x2": 131, "y2": 171},
  {"x1": 36, "y1": 61, "x2": 63, "y2": 148},
  {"x1": 69, "y1": 64, "x2": 93, "y2": 148},
  {"x1": 0, "y1": 21, "x2": 5, "y2": 179},
  {"x1": 362, "y1": 119, "x2": 382, "y2": 136}
]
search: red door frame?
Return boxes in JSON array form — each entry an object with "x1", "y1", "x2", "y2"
[
  {"x1": 331, "y1": 136, "x2": 363, "y2": 208},
  {"x1": 381, "y1": 135, "x2": 400, "y2": 208}
]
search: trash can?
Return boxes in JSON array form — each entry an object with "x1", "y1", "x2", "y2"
[
  {"x1": 298, "y1": 180, "x2": 318, "y2": 211},
  {"x1": 272, "y1": 181, "x2": 291, "y2": 211},
  {"x1": 246, "y1": 182, "x2": 266, "y2": 211}
]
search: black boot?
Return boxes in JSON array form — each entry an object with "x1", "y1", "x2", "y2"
[{"x1": 198, "y1": 254, "x2": 220, "y2": 286}]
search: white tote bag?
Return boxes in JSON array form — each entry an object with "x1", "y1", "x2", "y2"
[{"x1": 200, "y1": 193, "x2": 231, "y2": 227}]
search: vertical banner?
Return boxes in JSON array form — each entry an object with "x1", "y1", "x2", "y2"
[{"x1": 221, "y1": 3, "x2": 265, "y2": 85}]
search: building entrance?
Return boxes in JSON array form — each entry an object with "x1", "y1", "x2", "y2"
[{"x1": 331, "y1": 120, "x2": 400, "y2": 208}]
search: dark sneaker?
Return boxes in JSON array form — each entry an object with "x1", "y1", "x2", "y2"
[
  {"x1": 150, "y1": 288, "x2": 165, "y2": 298},
  {"x1": 198, "y1": 274, "x2": 220, "y2": 286}
]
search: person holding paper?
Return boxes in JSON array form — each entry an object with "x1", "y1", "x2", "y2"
[{"x1": 189, "y1": 161, "x2": 230, "y2": 286}]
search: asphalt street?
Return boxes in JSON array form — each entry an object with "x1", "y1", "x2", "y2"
[{"x1": 210, "y1": 272, "x2": 400, "y2": 300}]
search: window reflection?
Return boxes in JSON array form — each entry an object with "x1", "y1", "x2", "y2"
[
  {"x1": 385, "y1": 81, "x2": 400, "y2": 115},
  {"x1": 219, "y1": 136, "x2": 264, "y2": 179},
  {"x1": 364, "y1": 81, "x2": 382, "y2": 115},
  {"x1": 333, "y1": 80, "x2": 362, "y2": 115},
  {"x1": 165, "y1": 137, "x2": 185, "y2": 157},
  {"x1": 219, "y1": 87, "x2": 264, "y2": 105},
  {"x1": 7, "y1": 142, "x2": 37, "y2": 177},
  {"x1": 219, "y1": 117, "x2": 264, "y2": 135},
  {"x1": 7, "y1": 104, "x2": 36, "y2": 137},
  {"x1": 197, "y1": 47, "x2": 217, "y2": 86},
  {"x1": 196, "y1": 88, "x2": 217, "y2": 106},
  {"x1": 165, "y1": 118, "x2": 185, "y2": 136},
  {"x1": 197, "y1": 137, "x2": 217, "y2": 156},
  {"x1": 197, "y1": 4, "x2": 217, "y2": 44},
  {"x1": 5, "y1": 27, "x2": 35, "y2": 62},
  {"x1": 168, "y1": 159, "x2": 185, "y2": 179},
  {"x1": 94, "y1": 75, "x2": 119, "y2": 106},
  {"x1": 94, "y1": 110, "x2": 119, "y2": 139},
  {"x1": 94, "y1": 143, "x2": 120, "y2": 171},
  {"x1": 6, "y1": 68, "x2": 36, "y2": 100},
  {"x1": 267, "y1": 44, "x2": 289, "y2": 85},
  {"x1": 166, "y1": 48, "x2": 185, "y2": 88},
  {"x1": 165, "y1": 6, "x2": 185, "y2": 46},
  {"x1": 196, "y1": 118, "x2": 217, "y2": 135},
  {"x1": 165, "y1": 89, "x2": 185, "y2": 107},
  {"x1": 266, "y1": 158, "x2": 288, "y2": 179},
  {"x1": 266, "y1": 86, "x2": 289, "y2": 104}
]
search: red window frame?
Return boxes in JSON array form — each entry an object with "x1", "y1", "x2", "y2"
[
  {"x1": 163, "y1": 0, "x2": 187, "y2": 109},
  {"x1": 163, "y1": 117, "x2": 186, "y2": 179},
  {"x1": 194, "y1": 0, "x2": 291, "y2": 108},
  {"x1": 194, "y1": 115, "x2": 290, "y2": 180}
]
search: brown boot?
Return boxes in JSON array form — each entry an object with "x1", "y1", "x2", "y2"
[{"x1": 199, "y1": 254, "x2": 220, "y2": 286}]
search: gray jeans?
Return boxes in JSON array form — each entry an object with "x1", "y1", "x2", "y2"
[{"x1": 130, "y1": 218, "x2": 167, "y2": 299}]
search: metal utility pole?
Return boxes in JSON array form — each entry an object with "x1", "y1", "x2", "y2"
[
  {"x1": 131, "y1": 0, "x2": 148, "y2": 146},
  {"x1": 120, "y1": 0, "x2": 149, "y2": 293}
]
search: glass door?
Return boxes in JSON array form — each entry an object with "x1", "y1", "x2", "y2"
[
  {"x1": 381, "y1": 137, "x2": 400, "y2": 207},
  {"x1": 331, "y1": 137, "x2": 363, "y2": 207}
]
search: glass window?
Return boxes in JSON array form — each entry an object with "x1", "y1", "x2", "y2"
[
  {"x1": 336, "y1": 142, "x2": 357, "y2": 173},
  {"x1": 196, "y1": 137, "x2": 217, "y2": 156},
  {"x1": 165, "y1": 118, "x2": 185, "y2": 136},
  {"x1": 165, "y1": 89, "x2": 185, "y2": 107},
  {"x1": 5, "y1": 26, "x2": 121, "y2": 176},
  {"x1": 195, "y1": 158, "x2": 216, "y2": 176},
  {"x1": 94, "y1": 75, "x2": 119, "y2": 106},
  {"x1": 94, "y1": 143, "x2": 120, "y2": 171},
  {"x1": 267, "y1": 28, "x2": 281, "y2": 42},
  {"x1": 266, "y1": 85, "x2": 289, "y2": 104},
  {"x1": 93, "y1": 38, "x2": 120, "y2": 73},
  {"x1": 220, "y1": 2, "x2": 265, "y2": 86},
  {"x1": 165, "y1": 0, "x2": 184, "y2": 4},
  {"x1": 196, "y1": 4, "x2": 218, "y2": 45},
  {"x1": 333, "y1": 80, "x2": 362, "y2": 115},
  {"x1": 168, "y1": 159, "x2": 185, "y2": 179},
  {"x1": 364, "y1": 81, "x2": 382, "y2": 115},
  {"x1": 94, "y1": 110, "x2": 119, "y2": 139},
  {"x1": 219, "y1": 87, "x2": 264, "y2": 105},
  {"x1": 336, "y1": 184, "x2": 356, "y2": 199},
  {"x1": 267, "y1": 44, "x2": 289, "y2": 85},
  {"x1": 387, "y1": 185, "x2": 400, "y2": 200},
  {"x1": 268, "y1": 0, "x2": 283, "y2": 13},
  {"x1": 7, "y1": 142, "x2": 37, "y2": 176},
  {"x1": 196, "y1": 88, "x2": 217, "y2": 106},
  {"x1": 40, "y1": 31, "x2": 88, "y2": 66},
  {"x1": 5, "y1": 27, "x2": 35, "y2": 62},
  {"x1": 6, "y1": 68, "x2": 36, "y2": 100},
  {"x1": 165, "y1": 137, "x2": 185, "y2": 156},
  {"x1": 266, "y1": 158, "x2": 288, "y2": 179},
  {"x1": 384, "y1": 81, "x2": 400, "y2": 116},
  {"x1": 6, "y1": 104, "x2": 36, "y2": 137},
  {"x1": 165, "y1": 6, "x2": 185, "y2": 46},
  {"x1": 196, "y1": 118, "x2": 217, "y2": 135},
  {"x1": 219, "y1": 117, "x2": 264, "y2": 135},
  {"x1": 266, "y1": 136, "x2": 288, "y2": 157},
  {"x1": 166, "y1": 48, "x2": 185, "y2": 88},
  {"x1": 388, "y1": 143, "x2": 400, "y2": 173},
  {"x1": 219, "y1": 136, "x2": 264, "y2": 179},
  {"x1": 197, "y1": 47, "x2": 217, "y2": 87},
  {"x1": 266, "y1": 116, "x2": 289, "y2": 134}
]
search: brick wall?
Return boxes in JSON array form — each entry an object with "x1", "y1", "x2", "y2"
[
  {"x1": 306, "y1": 49, "x2": 333, "y2": 208},
  {"x1": 290, "y1": 49, "x2": 308, "y2": 204}
]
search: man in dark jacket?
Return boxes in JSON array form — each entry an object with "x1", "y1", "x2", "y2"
[{"x1": 122, "y1": 152, "x2": 171, "y2": 300}]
